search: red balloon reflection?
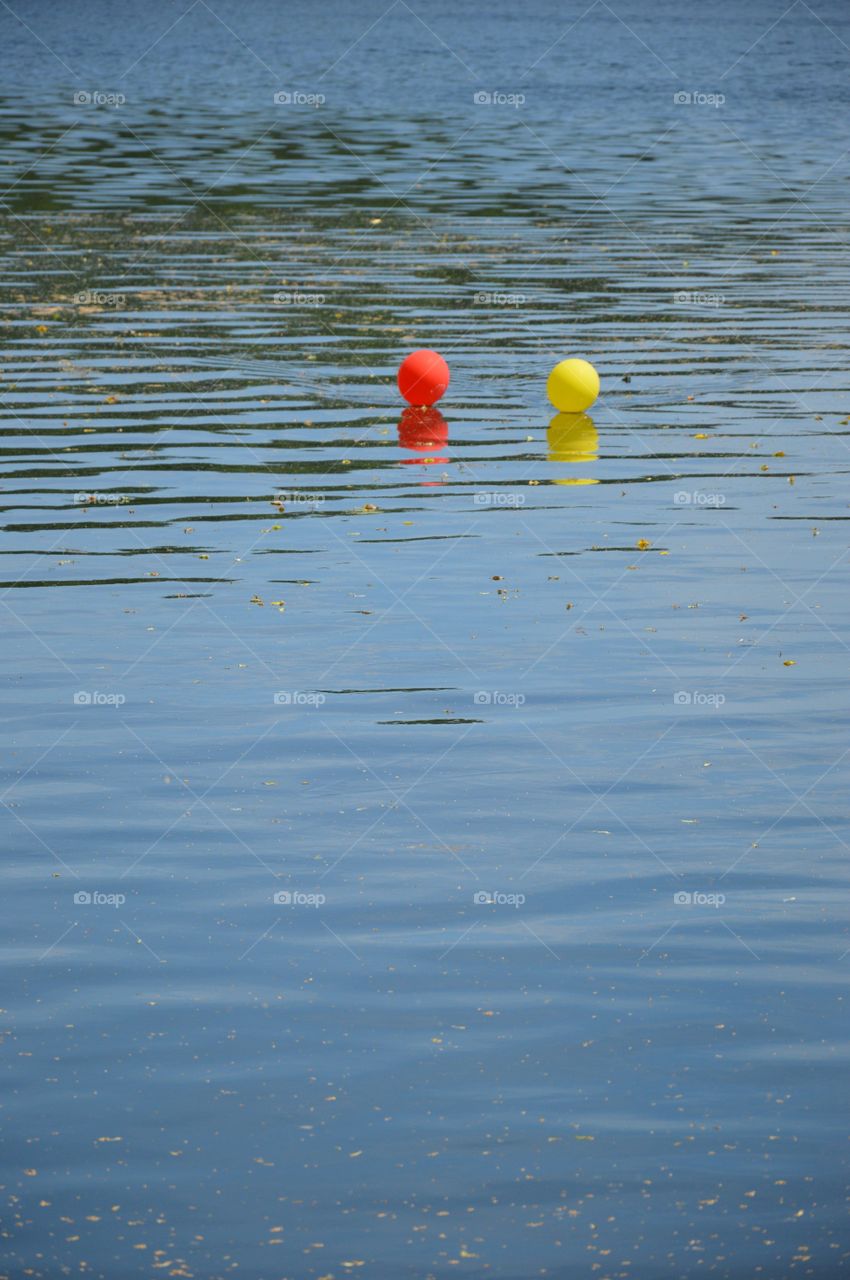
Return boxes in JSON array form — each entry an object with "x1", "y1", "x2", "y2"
[{"x1": 397, "y1": 406, "x2": 449, "y2": 465}]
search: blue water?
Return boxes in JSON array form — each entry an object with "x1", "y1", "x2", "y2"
[{"x1": 2, "y1": 2, "x2": 850, "y2": 1276}]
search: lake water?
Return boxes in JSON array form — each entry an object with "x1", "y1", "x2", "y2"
[{"x1": 2, "y1": 1, "x2": 850, "y2": 1276}]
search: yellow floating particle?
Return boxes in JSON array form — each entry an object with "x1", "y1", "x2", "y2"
[
  {"x1": 783, "y1": 660, "x2": 796, "y2": 666},
  {"x1": 636, "y1": 538, "x2": 651, "y2": 550}
]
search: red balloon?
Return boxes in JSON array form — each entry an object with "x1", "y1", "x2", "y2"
[{"x1": 397, "y1": 348, "x2": 450, "y2": 406}]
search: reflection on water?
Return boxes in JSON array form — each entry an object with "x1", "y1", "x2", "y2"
[
  {"x1": 547, "y1": 412, "x2": 598, "y2": 462},
  {"x1": 3, "y1": 1, "x2": 850, "y2": 1276},
  {"x1": 397, "y1": 405, "x2": 450, "y2": 463},
  {"x1": 547, "y1": 411, "x2": 599, "y2": 484}
]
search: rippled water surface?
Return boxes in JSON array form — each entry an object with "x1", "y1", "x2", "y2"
[{"x1": 2, "y1": 2, "x2": 850, "y2": 1277}]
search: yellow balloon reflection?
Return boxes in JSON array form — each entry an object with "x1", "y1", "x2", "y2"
[{"x1": 546, "y1": 412, "x2": 599, "y2": 485}]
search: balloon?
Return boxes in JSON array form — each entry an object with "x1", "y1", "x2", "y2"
[
  {"x1": 397, "y1": 407, "x2": 449, "y2": 464},
  {"x1": 398, "y1": 349, "x2": 450, "y2": 406},
  {"x1": 546, "y1": 358, "x2": 599, "y2": 413}
]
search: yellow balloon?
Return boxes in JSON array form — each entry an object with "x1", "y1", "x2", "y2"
[
  {"x1": 547, "y1": 358, "x2": 600, "y2": 413},
  {"x1": 547, "y1": 412, "x2": 598, "y2": 462}
]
